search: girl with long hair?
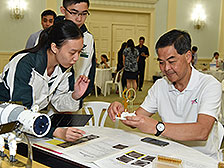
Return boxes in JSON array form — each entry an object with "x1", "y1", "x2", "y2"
[{"x1": 0, "y1": 20, "x2": 89, "y2": 141}]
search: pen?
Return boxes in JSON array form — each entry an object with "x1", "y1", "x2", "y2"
[{"x1": 33, "y1": 143, "x2": 63, "y2": 155}]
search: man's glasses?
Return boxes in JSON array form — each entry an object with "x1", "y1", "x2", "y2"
[{"x1": 64, "y1": 6, "x2": 90, "y2": 18}]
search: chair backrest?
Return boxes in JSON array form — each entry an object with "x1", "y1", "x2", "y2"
[
  {"x1": 110, "y1": 66, "x2": 117, "y2": 73},
  {"x1": 83, "y1": 101, "x2": 110, "y2": 127},
  {"x1": 114, "y1": 69, "x2": 123, "y2": 83}
]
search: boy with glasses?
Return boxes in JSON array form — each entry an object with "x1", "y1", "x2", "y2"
[{"x1": 60, "y1": 0, "x2": 96, "y2": 108}]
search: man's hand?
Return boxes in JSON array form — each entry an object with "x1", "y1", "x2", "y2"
[
  {"x1": 72, "y1": 75, "x2": 90, "y2": 100},
  {"x1": 108, "y1": 101, "x2": 124, "y2": 122},
  {"x1": 53, "y1": 127, "x2": 86, "y2": 142},
  {"x1": 123, "y1": 113, "x2": 215, "y2": 141},
  {"x1": 141, "y1": 52, "x2": 149, "y2": 58},
  {"x1": 122, "y1": 114, "x2": 158, "y2": 134}
]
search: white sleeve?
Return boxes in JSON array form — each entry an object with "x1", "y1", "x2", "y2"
[
  {"x1": 50, "y1": 72, "x2": 80, "y2": 112},
  {"x1": 140, "y1": 80, "x2": 160, "y2": 114},
  {"x1": 74, "y1": 32, "x2": 94, "y2": 81},
  {"x1": 198, "y1": 77, "x2": 222, "y2": 120},
  {"x1": 51, "y1": 91, "x2": 80, "y2": 112}
]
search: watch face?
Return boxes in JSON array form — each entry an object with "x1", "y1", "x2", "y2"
[{"x1": 157, "y1": 123, "x2": 165, "y2": 132}]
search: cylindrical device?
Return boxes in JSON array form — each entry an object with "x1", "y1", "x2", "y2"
[{"x1": 0, "y1": 103, "x2": 51, "y2": 137}]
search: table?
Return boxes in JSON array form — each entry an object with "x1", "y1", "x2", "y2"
[
  {"x1": 201, "y1": 70, "x2": 224, "y2": 82},
  {"x1": 19, "y1": 126, "x2": 219, "y2": 168},
  {"x1": 3, "y1": 149, "x2": 48, "y2": 168},
  {"x1": 95, "y1": 68, "x2": 112, "y2": 95}
]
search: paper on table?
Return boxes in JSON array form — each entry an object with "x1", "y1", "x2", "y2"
[
  {"x1": 94, "y1": 145, "x2": 217, "y2": 168},
  {"x1": 162, "y1": 142, "x2": 218, "y2": 168},
  {"x1": 94, "y1": 145, "x2": 157, "y2": 168},
  {"x1": 62, "y1": 137, "x2": 133, "y2": 163}
]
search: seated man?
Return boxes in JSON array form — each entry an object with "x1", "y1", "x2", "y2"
[{"x1": 108, "y1": 29, "x2": 223, "y2": 159}]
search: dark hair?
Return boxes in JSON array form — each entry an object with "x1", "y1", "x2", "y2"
[
  {"x1": 63, "y1": 0, "x2": 90, "y2": 8},
  {"x1": 192, "y1": 46, "x2": 198, "y2": 52},
  {"x1": 213, "y1": 51, "x2": 219, "y2": 57},
  {"x1": 101, "y1": 54, "x2": 109, "y2": 62},
  {"x1": 120, "y1": 42, "x2": 127, "y2": 51},
  {"x1": 10, "y1": 20, "x2": 83, "y2": 60},
  {"x1": 127, "y1": 39, "x2": 135, "y2": 54},
  {"x1": 139, "y1": 36, "x2": 145, "y2": 41},
  {"x1": 155, "y1": 29, "x2": 191, "y2": 55},
  {"x1": 41, "y1": 9, "x2": 57, "y2": 19}
]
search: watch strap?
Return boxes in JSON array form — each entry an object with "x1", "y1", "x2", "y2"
[{"x1": 155, "y1": 122, "x2": 165, "y2": 136}]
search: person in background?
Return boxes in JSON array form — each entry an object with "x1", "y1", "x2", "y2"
[
  {"x1": 117, "y1": 42, "x2": 127, "y2": 90},
  {"x1": 60, "y1": 0, "x2": 96, "y2": 108},
  {"x1": 191, "y1": 46, "x2": 198, "y2": 67},
  {"x1": 0, "y1": 20, "x2": 89, "y2": 142},
  {"x1": 117, "y1": 42, "x2": 127, "y2": 72},
  {"x1": 95, "y1": 57, "x2": 100, "y2": 68},
  {"x1": 108, "y1": 29, "x2": 223, "y2": 159},
  {"x1": 123, "y1": 39, "x2": 139, "y2": 91},
  {"x1": 25, "y1": 9, "x2": 56, "y2": 49},
  {"x1": 136, "y1": 36, "x2": 149, "y2": 91},
  {"x1": 211, "y1": 51, "x2": 222, "y2": 68},
  {"x1": 99, "y1": 54, "x2": 110, "y2": 68}
]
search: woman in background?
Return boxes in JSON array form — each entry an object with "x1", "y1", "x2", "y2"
[
  {"x1": 211, "y1": 51, "x2": 222, "y2": 68},
  {"x1": 117, "y1": 42, "x2": 127, "y2": 89},
  {"x1": 123, "y1": 39, "x2": 139, "y2": 91},
  {"x1": 99, "y1": 54, "x2": 110, "y2": 68},
  {"x1": 117, "y1": 42, "x2": 127, "y2": 72}
]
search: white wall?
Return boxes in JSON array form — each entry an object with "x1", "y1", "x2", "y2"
[
  {"x1": 154, "y1": 0, "x2": 168, "y2": 50},
  {"x1": 0, "y1": 0, "x2": 222, "y2": 59},
  {"x1": 57, "y1": 0, "x2": 63, "y2": 13},
  {"x1": 0, "y1": 0, "x2": 47, "y2": 52},
  {"x1": 176, "y1": 0, "x2": 221, "y2": 59},
  {"x1": 154, "y1": 0, "x2": 221, "y2": 59}
]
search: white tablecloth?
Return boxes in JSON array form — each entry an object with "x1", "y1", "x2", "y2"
[
  {"x1": 30, "y1": 126, "x2": 219, "y2": 168},
  {"x1": 95, "y1": 68, "x2": 112, "y2": 94},
  {"x1": 201, "y1": 70, "x2": 224, "y2": 82}
]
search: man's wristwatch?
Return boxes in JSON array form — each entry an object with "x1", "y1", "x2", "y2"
[{"x1": 155, "y1": 122, "x2": 165, "y2": 136}]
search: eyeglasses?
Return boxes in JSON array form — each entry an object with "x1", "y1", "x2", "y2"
[{"x1": 64, "y1": 6, "x2": 90, "y2": 18}]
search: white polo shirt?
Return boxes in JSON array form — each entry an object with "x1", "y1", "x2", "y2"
[{"x1": 141, "y1": 67, "x2": 223, "y2": 158}]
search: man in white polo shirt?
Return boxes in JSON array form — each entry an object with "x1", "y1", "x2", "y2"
[{"x1": 108, "y1": 29, "x2": 223, "y2": 159}]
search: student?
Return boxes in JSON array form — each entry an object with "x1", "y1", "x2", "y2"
[
  {"x1": 60, "y1": 0, "x2": 96, "y2": 108},
  {"x1": 0, "y1": 20, "x2": 88, "y2": 142},
  {"x1": 108, "y1": 29, "x2": 223, "y2": 159},
  {"x1": 25, "y1": 9, "x2": 56, "y2": 49}
]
